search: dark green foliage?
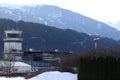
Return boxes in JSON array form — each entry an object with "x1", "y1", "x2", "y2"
[
  {"x1": 0, "y1": 19, "x2": 94, "y2": 52},
  {"x1": 58, "y1": 54, "x2": 80, "y2": 73},
  {"x1": 0, "y1": 19, "x2": 120, "y2": 52},
  {"x1": 54, "y1": 48, "x2": 120, "y2": 74},
  {"x1": 78, "y1": 56, "x2": 120, "y2": 80}
]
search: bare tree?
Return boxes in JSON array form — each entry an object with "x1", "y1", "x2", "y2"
[{"x1": 0, "y1": 49, "x2": 16, "y2": 75}]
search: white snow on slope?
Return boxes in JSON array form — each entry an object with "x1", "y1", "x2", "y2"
[
  {"x1": 0, "y1": 77, "x2": 25, "y2": 80},
  {"x1": 0, "y1": 71, "x2": 77, "y2": 80},
  {"x1": 29, "y1": 71, "x2": 77, "y2": 80}
]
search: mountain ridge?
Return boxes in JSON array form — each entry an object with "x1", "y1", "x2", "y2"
[
  {"x1": 0, "y1": 4, "x2": 120, "y2": 40},
  {"x1": 0, "y1": 19, "x2": 120, "y2": 52},
  {"x1": 106, "y1": 22, "x2": 120, "y2": 31}
]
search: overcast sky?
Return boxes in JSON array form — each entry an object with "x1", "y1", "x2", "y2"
[{"x1": 0, "y1": 0, "x2": 120, "y2": 22}]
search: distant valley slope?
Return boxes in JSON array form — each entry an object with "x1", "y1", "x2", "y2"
[
  {"x1": 0, "y1": 5, "x2": 120, "y2": 40},
  {"x1": 0, "y1": 19, "x2": 119, "y2": 52}
]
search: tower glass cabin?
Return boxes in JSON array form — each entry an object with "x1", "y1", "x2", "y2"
[{"x1": 3, "y1": 30, "x2": 22, "y2": 61}]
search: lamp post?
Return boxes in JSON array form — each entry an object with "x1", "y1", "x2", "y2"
[{"x1": 93, "y1": 37, "x2": 100, "y2": 49}]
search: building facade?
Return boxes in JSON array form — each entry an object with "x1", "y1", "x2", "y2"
[
  {"x1": 23, "y1": 51, "x2": 70, "y2": 70},
  {"x1": 3, "y1": 30, "x2": 23, "y2": 61}
]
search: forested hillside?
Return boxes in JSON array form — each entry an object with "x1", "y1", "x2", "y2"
[{"x1": 0, "y1": 19, "x2": 119, "y2": 52}]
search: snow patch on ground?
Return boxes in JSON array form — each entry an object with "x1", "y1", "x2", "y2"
[
  {"x1": 29, "y1": 71, "x2": 77, "y2": 80},
  {"x1": 0, "y1": 71, "x2": 77, "y2": 80},
  {"x1": 0, "y1": 77, "x2": 25, "y2": 80}
]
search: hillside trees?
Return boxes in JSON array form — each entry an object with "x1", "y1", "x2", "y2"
[
  {"x1": 58, "y1": 48, "x2": 120, "y2": 74},
  {"x1": 78, "y1": 48, "x2": 120, "y2": 80}
]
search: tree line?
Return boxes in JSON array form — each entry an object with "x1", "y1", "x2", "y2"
[{"x1": 56, "y1": 48, "x2": 120, "y2": 80}]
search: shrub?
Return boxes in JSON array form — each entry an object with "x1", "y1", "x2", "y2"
[{"x1": 78, "y1": 48, "x2": 120, "y2": 80}]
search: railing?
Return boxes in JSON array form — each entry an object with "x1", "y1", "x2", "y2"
[{"x1": 3, "y1": 38, "x2": 23, "y2": 42}]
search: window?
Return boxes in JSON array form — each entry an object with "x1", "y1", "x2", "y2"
[{"x1": 7, "y1": 34, "x2": 21, "y2": 38}]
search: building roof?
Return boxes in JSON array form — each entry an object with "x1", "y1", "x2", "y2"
[
  {"x1": 14, "y1": 62, "x2": 31, "y2": 67},
  {"x1": 0, "y1": 61, "x2": 31, "y2": 67}
]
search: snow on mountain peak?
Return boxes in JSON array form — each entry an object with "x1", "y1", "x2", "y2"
[
  {"x1": 106, "y1": 22, "x2": 120, "y2": 31},
  {"x1": 0, "y1": 3, "x2": 45, "y2": 10},
  {"x1": 0, "y1": 4, "x2": 120, "y2": 40},
  {"x1": 0, "y1": 3, "x2": 23, "y2": 9}
]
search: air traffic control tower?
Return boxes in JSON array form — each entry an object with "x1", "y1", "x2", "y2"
[{"x1": 3, "y1": 30, "x2": 23, "y2": 61}]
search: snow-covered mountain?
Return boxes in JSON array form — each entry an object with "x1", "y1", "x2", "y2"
[
  {"x1": 106, "y1": 22, "x2": 120, "y2": 31},
  {"x1": 0, "y1": 4, "x2": 120, "y2": 40}
]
